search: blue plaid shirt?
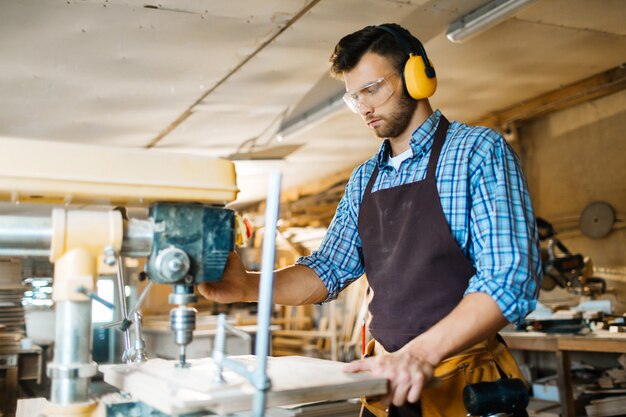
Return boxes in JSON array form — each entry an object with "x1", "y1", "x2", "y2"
[{"x1": 296, "y1": 110, "x2": 541, "y2": 325}]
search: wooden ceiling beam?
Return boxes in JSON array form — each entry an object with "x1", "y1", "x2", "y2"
[
  {"x1": 243, "y1": 65, "x2": 626, "y2": 225},
  {"x1": 472, "y1": 64, "x2": 626, "y2": 132}
]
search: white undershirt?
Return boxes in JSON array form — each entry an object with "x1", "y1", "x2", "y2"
[{"x1": 387, "y1": 147, "x2": 413, "y2": 170}]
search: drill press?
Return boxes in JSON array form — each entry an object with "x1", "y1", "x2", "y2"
[
  {"x1": 0, "y1": 135, "x2": 239, "y2": 416},
  {"x1": 146, "y1": 202, "x2": 236, "y2": 368}
]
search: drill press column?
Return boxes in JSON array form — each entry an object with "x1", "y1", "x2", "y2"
[{"x1": 47, "y1": 210, "x2": 123, "y2": 415}]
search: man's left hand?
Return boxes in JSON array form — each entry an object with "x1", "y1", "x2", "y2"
[{"x1": 343, "y1": 348, "x2": 436, "y2": 407}]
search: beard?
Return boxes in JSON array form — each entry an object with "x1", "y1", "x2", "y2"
[{"x1": 370, "y1": 92, "x2": 417, "y2": 139}]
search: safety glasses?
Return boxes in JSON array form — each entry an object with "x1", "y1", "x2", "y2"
[{"x1": 342, "y1": 75, "x2": 395, "y2": 113}]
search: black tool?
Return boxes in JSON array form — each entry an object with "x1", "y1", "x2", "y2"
[
  {"x1": 463, "y1": 378, "x2": 529, "y2": 417},
  {"x1": 537, "y1": 216, "x2": 606, "y2": 296}
]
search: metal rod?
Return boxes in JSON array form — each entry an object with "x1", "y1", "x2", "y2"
[
  {"x1": 212, "y1": 314, "x2": 253, "y2": 384},
  {"x1": 0, "y1": 215, "x2": 153, "y2": 258},
  {"x1": 253, "y1": 171, "x2": 281, "y2": 417},
  {"x1": 127, "y1": 281, "x2": 154, "y2": 319},
  {"x1": 132, "y1": 311, "x2": 148, "y2": 363},
  {"x1": 116, "y1": 255, "x2": 132, "y2": 363},
  {"x1": 50, "y1": 301, "x2": 93, "y2": 405},
  {"x1": 76, "y1": 285, "x2": 115, "y2": 310},
  {"x1": 213, "y1": 314, "x2": 227, "y2": 384},
  {"x1": 210, "y1": 173, "x2": 281, "y2": 417},
  {"x1": 0, "y1": 216, "x2": 52, "y2": 257}
]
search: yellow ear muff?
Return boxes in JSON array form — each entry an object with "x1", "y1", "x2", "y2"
[
  {"x1": 374, "y1": 24, "x2": 437, "y2": 99},
  {"x1": 404, "y1": 53, "x2": 437, "y2": 100}
]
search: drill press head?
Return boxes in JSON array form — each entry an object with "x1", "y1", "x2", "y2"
[{"x1": 146, "y1": 202, "x2": 236, "y2": 367}]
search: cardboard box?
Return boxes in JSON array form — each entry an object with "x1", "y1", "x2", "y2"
[{"x1": 532, "y1": 375, "x2": 560, "y2": 402}]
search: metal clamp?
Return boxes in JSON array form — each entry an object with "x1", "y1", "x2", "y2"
[{"x1": 212, "y1": 314, "x2": 252, "y2": 384}]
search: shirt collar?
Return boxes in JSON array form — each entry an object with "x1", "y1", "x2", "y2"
[{"x1": 375, "y1": 110, "x2": 442, "y2": 168}]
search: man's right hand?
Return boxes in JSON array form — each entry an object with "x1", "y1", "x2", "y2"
[
  {"x1": 198, "y1": 252, "x2": 328, "y2": 306},
  {"x1": 197, "y1": 252, "x2": 257, "y2": 303}
]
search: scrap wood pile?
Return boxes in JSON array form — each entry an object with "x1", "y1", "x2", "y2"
[{"x1": 585, "y1": 354, "x2": 626, "y2": 417}]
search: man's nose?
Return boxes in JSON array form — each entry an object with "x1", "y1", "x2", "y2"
[{"x1": 357, "y1": 101, "x2": 373, "y2": 116}]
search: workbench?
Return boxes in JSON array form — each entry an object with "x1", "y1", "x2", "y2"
[
  {"x1": 0, "y1": 345, "x2": 43, "y2": 417},
  {"x1": 501, "y1": 331, "x2": 626, "y2": 417}
]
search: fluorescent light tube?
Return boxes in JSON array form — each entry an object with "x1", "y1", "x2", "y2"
[{"x1": 446, "y1": 0, "x2": 536, "y2": 43}]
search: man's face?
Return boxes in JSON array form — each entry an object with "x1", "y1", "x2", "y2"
[{"x1": 343, "y1": 52, "x2": 416, "y2": 139}]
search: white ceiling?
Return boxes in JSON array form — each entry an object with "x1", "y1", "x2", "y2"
[{"x1": 1, "y1": 0, "x2": 625, "y2": 207}]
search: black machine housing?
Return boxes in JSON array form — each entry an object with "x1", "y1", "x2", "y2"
[{"x1": 147, "y1": 203, "x2": 235, "y2": 285}]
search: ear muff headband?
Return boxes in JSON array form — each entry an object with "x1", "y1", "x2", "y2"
[{"x1": 375, "y1": 24, "x2": 437, "y2": 99}]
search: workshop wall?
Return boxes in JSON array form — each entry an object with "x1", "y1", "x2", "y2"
[{"x1": 517, "y1": 88, "x2": 626, "y2": 314}]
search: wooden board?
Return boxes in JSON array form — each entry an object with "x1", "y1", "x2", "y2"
[
  {"x1": 16, "y1": 397, "x2": 48, "y2": 417},
  {"x1": 261, "y1": 399, "x2": 361, "y2": 417},
  {"x1": 585, "y1": 395, "x2": 626, "y2": 417},
  {"x1": 101, "y1": 356, "x2": 387, "y2": 416}
]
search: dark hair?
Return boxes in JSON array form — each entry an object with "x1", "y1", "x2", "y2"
[{"x1": 329, "y1": 23, "x2": 418, "y2": 79}]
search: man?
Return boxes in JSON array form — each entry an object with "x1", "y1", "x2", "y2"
[{"x1": 199, "y1": 23, "x2": 541, "y2": 417}]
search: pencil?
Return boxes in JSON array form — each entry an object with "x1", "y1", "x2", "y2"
[{"x1": 361, "y1": 319, "x2": 366, "y2": 357}]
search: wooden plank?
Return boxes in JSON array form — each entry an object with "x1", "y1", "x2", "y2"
[
  {"x1": 1, "y1": 367, "x2": 18, "y2": 416},
  {"x1": 555, "y1": 350, "x2": 574, "y2": 417},
  {"x1": 101, "y1": 355, "x2": 387, "y2": 416},
  {"x1": 501, "y1": 332, "x2": 626, "y2": 353},
  {"x1": 557, "y1": 337, "x2": 626, "y2": 353},
  {"x1": 272, "y1": 330, "x2": 335, "y2": 339},
  {"x1": 585, "y1": 396, "x2": 626, "y2": 417},
  {"x1": 501, "y1": 333, "x2": 558, "y2": 351},
  {"x1": 16, "y1": 397, "x2": 48, "y2": 417},
  {"x1": 590, "y1": 395, "x2": 626, "y2": 405},
  {"x1": 471, "y1": 65, "x2": 626, "y2": 131}
]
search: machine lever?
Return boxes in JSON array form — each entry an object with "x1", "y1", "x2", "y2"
[
  {"x1": 76, "y1": 286, "x2": 114, "y2": 310},
  {"x1": 114, "y1": 254, "x2": 133, "y2": 363},
  {"x1": 127, "y1": 281, "x2": 154, "y2": 319}
]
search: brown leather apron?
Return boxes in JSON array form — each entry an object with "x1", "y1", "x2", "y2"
[
  {"x1": 358, "y1": 115, "x2": 473, "y2": 349},
  {"x1": 357, "y1": 116, "x2": 524, "y2": 416}
]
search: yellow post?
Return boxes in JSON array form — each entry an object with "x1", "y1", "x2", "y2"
[{"x1": 45, "y1": 209, "x2": 123, "y2": 416}]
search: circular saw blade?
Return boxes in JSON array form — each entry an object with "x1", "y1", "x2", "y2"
[{"x1": 579, "y1": 201, "x2": 615, "y2": 239}]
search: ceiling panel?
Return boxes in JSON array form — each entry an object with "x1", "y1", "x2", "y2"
[
  {"x1": 518, "y1": 0, "x2": 626, "y2": 36},
  {"x1": 0, "y1": 0, "x2": 624, "y2": 208},
  {"x1": 158, "y1": 0, "x2": 431, "y2": 150},
  {"x1": 431, "y1": 5, "x2": 626, "y2": 122},
  {"x1": 0, "y1": 0, "x2": 310, "y2": 145}
]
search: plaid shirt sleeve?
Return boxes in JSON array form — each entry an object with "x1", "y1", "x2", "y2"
[
  {"x1": 463, "y1": 128, "x2": 542, "y2": 325},
  {"x1": 295, "y1": 165, "x2": 370, "y2": 301}
]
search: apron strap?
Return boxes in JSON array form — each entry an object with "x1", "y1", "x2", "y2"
[
  {"x1": 425, "y1": 116, "x2": 450, "y2": 180},
  {"x1": 364, "y1": 165, "x2": 379, "y2": 197}
]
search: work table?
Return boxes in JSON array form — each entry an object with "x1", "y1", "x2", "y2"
[{"x1": 500, "y1": 330, "x2": 626, "y2": 417}]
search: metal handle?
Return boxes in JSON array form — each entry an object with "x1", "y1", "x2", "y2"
[
  {"x1": 115, "y1": 254, "x2": 133, "y2": 363},
  {"x1": 76, "y1": 286, "x2": 114, "y2": 310}
]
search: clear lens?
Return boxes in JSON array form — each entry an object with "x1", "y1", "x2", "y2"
[{"x1": 343, "y1": 77, "x2": 394, "y2": 113}]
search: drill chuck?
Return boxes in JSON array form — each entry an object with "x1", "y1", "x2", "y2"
[
  {"x1": 171, "y1": 306, "x2": 197, "y2": 345},
  {"x1": 170, "y1": 305, "x2": 197, "y2": 367}
]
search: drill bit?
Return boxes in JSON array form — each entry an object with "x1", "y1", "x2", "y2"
[{"x1": 178, "y1": 345, "x2": 188, "y2": 368}]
